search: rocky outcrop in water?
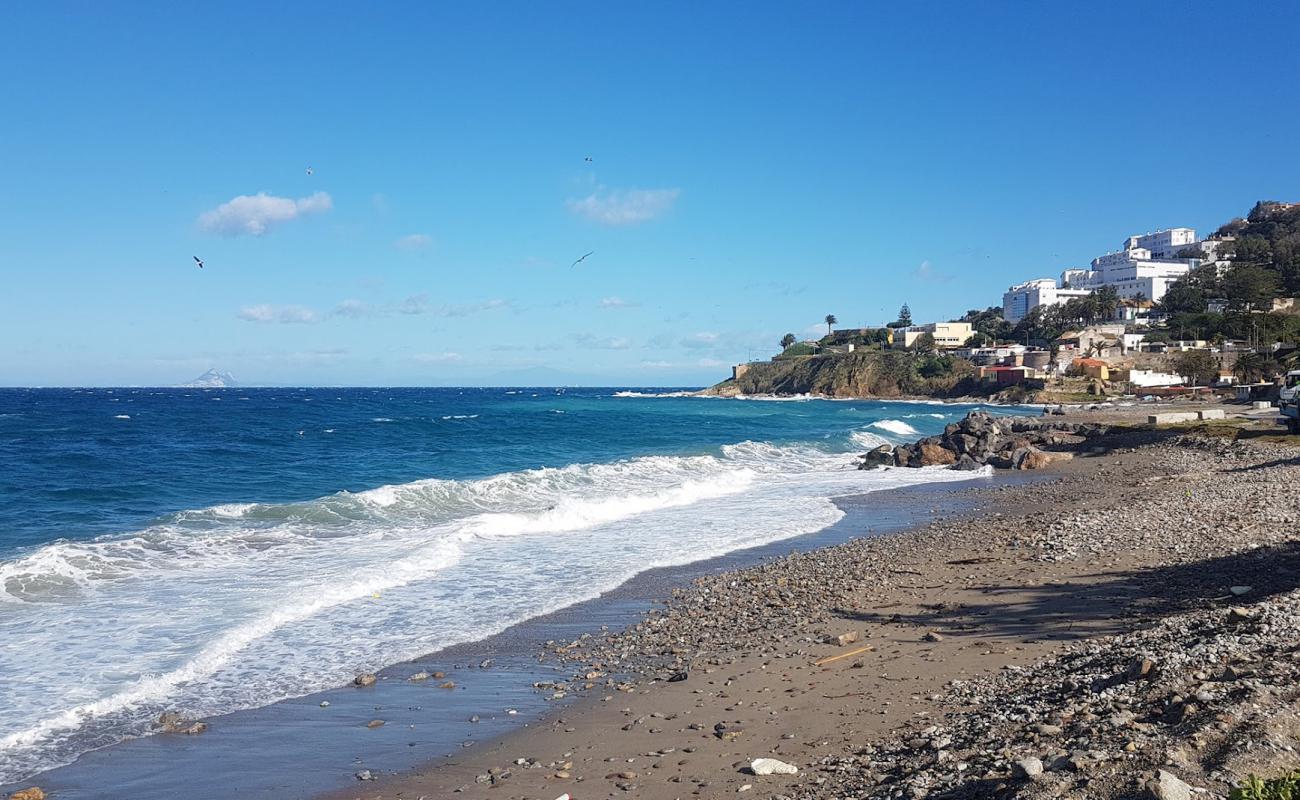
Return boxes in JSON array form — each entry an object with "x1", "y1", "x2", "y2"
[{"x1": 860, "y1": 410, "x2": 1112, "y2": 471}]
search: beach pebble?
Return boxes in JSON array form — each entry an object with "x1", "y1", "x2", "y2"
[
  {"x1": 355, "y1": 770, "x2": 375, "y2": 781},
  {"x1": 8, "y1": 788, "x2": 44, "y2": 800},
  {"x1": 366, "y1": 719, "x2": 385, "y2": 728},
  {"x1": 354, "y1": 673, "x2": 377, "y2": 687},
  {"x1": 1013, "y1": 757, "x2": 1044, "y2": 779},
  {"x1": 750, "y1": 758, "x2": 798, "y2": 776},
  {"x1": 1149, "y1": 769, "x2": 1193, "y2": 800}
]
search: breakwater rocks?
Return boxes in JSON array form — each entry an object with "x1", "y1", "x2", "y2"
[{"x1": 860, "y1": 411, "x2": 1112, "y2": 471}]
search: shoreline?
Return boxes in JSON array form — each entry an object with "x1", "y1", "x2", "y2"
[
  {"x1": 3, "y1": 468, "x2": 1007, "y2": 800},
  {"x1": 319, "y1": 407, "x2": 1300, "y2": 800}
]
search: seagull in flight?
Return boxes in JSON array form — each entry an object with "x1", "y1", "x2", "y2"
[
  {"x1": 193, "y1": 256, "x2": 204, "y2": 269},
  {"x1": 305, "y1": 166, "x2": 314, "y2": 176},
  {"x1": 570, "y1": 251, "x2": 594, "y2": 268},
  {"x1": 584, "y1": 156, "x2": 593, "y2": 163}
]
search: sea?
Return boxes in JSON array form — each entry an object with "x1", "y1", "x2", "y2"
[{"x1": 0, "y1": 387, "x2": 1011, "y2": 788}]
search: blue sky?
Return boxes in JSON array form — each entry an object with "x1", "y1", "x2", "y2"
[{"x1": 2, "y1": 1, "x2": 1298, "y2": 386}]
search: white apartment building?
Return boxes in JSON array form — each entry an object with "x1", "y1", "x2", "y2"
[
  {"x1": 1122, "y1": 228, "x2": 1197, "y2": 259},
  {"x1": 1002, "y1": 279, "x2": 1092, "y2": 324},
  {"x1": 1001, "y1": 228, "x2": 1203, "y2": 323}
]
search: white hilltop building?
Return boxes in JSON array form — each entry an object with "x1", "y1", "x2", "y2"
[{"x1": 1002, "y1": 227, "x2": 1222, "y2": 323}]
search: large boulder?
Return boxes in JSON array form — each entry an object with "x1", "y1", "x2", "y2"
[
  {"x1": 1013, "y1": 446, "x2": 1054, "y2": 470},
  {"x1": 858, "y1": 445, "x2": 895, "y2": 469},
  {"x1": 951, "y1": 454, "x2": 983, "y2": 471},
  {"x1": 893, "y1": 445, "x2": 915, "y2": 467},
  {"x1": 916, "y1": 442, "x2": 957, "y2": 466}
]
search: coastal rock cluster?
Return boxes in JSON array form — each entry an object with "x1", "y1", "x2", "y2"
[{"x1": 859, "y1": 411, "x2": 1112, "y2": 471}]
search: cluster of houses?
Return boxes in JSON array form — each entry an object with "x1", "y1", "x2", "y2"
[{"x1": 734, "y1": 224, "x2": 1298, "y2": 394}]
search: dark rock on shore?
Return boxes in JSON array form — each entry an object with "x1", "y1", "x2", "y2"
[{"x1": 858, "y1": 411, "x2": 1111, "y2": 472}]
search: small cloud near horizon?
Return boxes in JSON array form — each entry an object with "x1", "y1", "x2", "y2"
[
  {"x1": 598, "y1": 296, "x2": 636, "y2": 309},
  {"x1": 237, "y1": 304, "x2": 320, "y2": 324},
  {"x1": 395, "y1": 233, "x2": 433, "y2": 251},
  {"x1": 680, "y1": 331, "x2": 719, "y2": 349},
  {"x1": 199, "y1": 192, "x2": 332, "y2": 237},
  {"x1": 412, "y1": 352, "x2": 463, "y2": 364},
  {"x1": 571, "y1": 333, "x2": 632, "y2": 350},
  {"x1": 568, "y1": 187, "x2": 680, "y2": 226}
]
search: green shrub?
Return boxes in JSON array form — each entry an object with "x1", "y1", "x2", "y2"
[{"x1": 1231, "y1": 772, "x2": 1300, "y2": 800}]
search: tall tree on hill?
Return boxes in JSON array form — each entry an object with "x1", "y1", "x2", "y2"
[
  {"x1": 824, "y1": 314, "x2": 837, "y2": 335},
  {"x1": 780, "y1": 333, "x2": 797, "y2": 351},
  {"x1": 898, "y1": 303, "x2": 912, "y2": 327},
  {"x1": 1224, "y1": 264, "x2": 1281, "y2": 312}
]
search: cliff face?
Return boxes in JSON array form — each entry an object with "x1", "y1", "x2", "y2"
[{"x1": 707, "y1": 351, "x2": 979, "y2": 398}]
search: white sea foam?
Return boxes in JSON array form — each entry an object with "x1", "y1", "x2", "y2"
[
  {"x1": 371, "y1": 417, "x2": 394, "y2": 423},
  {"x1": 868, "y1": 419, "x2": 919, "y2": 436},
  {"x1": 113, "y1": 414, "x2": 130, "y2": 420},
  {"x1": 612, "y1": 390, "x2": 701, "y2": 398},
  {"x1": 0, "y1": 437, "x2": 988, "y2": 782},
  {"x1": 849, "y1": 430, "x2": 891, "y2": 449}
]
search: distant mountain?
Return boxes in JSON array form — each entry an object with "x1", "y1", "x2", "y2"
[{"x1": 180, "y1": 369, "x2": 239, "y2": 388}]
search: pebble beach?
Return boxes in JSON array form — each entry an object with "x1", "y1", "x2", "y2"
[{"x1": 325, "y1": 405, "x2": 1300, "y2": 800}]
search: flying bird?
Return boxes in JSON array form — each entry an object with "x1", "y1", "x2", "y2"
[
  {"x1": 193, "y1": 256, "x2": 204, "y2": 269},
  {"x1": 584, "y1": 156, "x2": 593, "y2": 163},
  {"x1": 305, "y1": 166, "x2": 314, "y2": 176},
  {"x1": 570, "y1": 251, "x2": 594, "y2": 268}
]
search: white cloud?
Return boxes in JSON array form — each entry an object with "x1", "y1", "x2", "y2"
[
  {"x1": 640, "y1": 360, "x2": 676, "y2": 369},
  {"x1": 441, "y1": 298, "x2": 508, "y2": 317},
  {"x1": 696, "y1": 358, "x2": 726, "y2": 368},
  {"x1": 237, "y1": 304, "x2": 320, "y2": 324},
  {"x1": 568, "y1": 187, "x2": 680, "y2": 226},
  {"x1": 572, "y1": 333, "x2": 632, "y2": 350},
  {"x1": 199, "y1": 192, "x2": 333, "y2": 237},
  {"x1": 333, "y1": 299, "x2": 371, "y2": 318},
  {"x1": 395, "y1": 295, "x2": 508, "y2": 317},
  {"x1": 412, "y1": 352, "x2": 463, "y2": 363},
  {"x1": 680, "y1": 331, "x2": 720, "y2": 349},
  {"x1": 599, "y1": 296, "x2": 636, "y2": 309},
  {"x1": 395, "y1": 233, "x2": 433, "y2": 251},
  {"x1": 914, "y1": 259, "x2": 953, "y2": 284}
]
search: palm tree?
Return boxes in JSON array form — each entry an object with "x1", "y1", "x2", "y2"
[
  {"x1": 780, "y1": 333, "x2": 797, "y2": 350},
  {"x1": 825, "y1": 314, "x2": 837, "y2": 335}
]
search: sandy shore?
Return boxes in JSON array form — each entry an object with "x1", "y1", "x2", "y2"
[{"x1": 310, "y1": 403, "x2": 1300, "y2": 800}]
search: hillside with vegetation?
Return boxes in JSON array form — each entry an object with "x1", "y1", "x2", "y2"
[{"x1": 707, "y1": 349, "x2": 984, "y2": 398}]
